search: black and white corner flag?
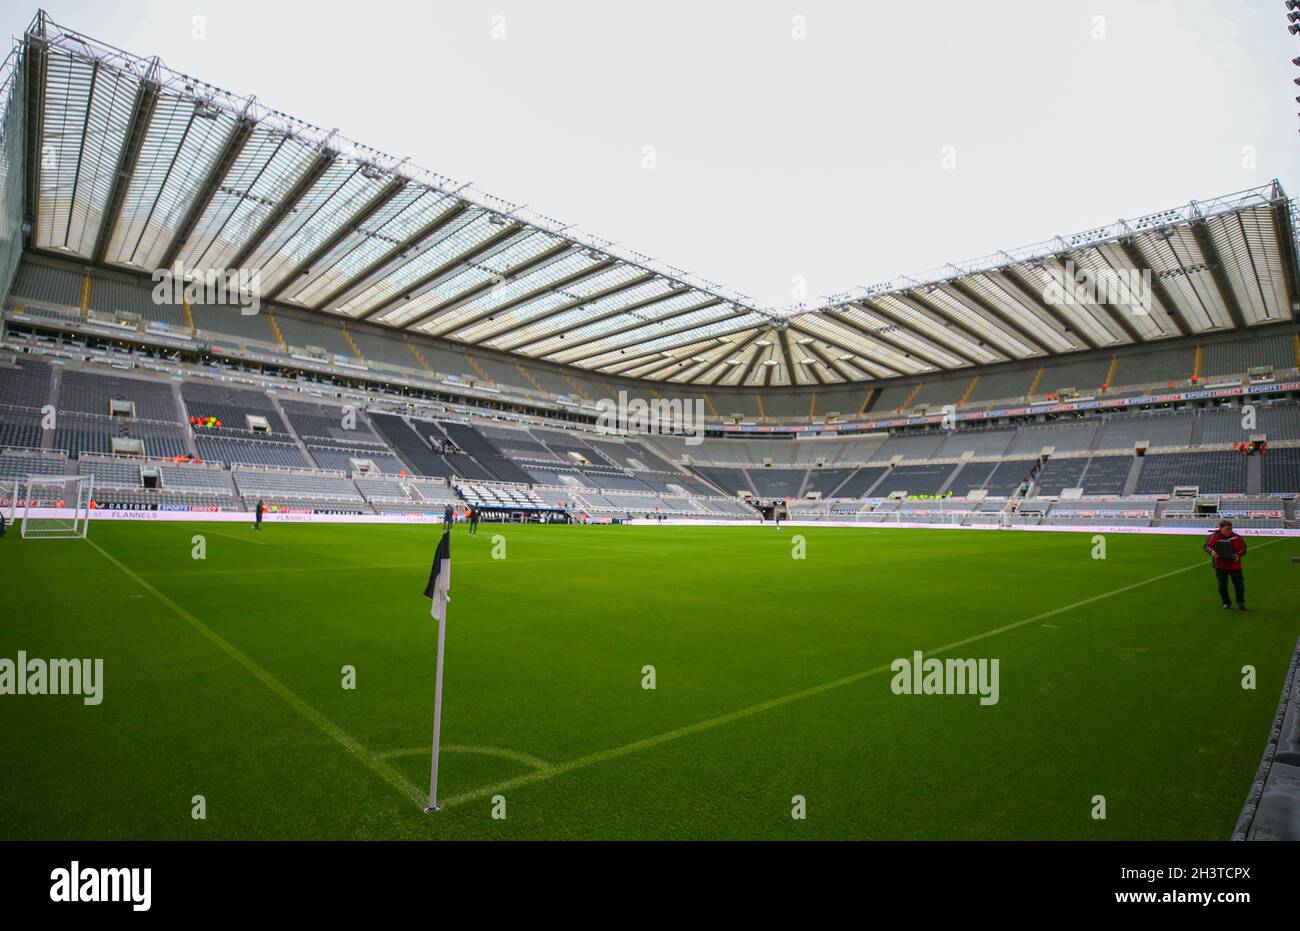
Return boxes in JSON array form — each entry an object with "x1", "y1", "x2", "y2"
[
  {"x1": 422, "y1": 525, "x2": 452, "y2": 811},
  {"x1": 423, "y1": 526, "x2": 451, "y2": 620}
]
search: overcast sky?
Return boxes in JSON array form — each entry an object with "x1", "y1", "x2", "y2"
[{"x1": 6, "y1": 1, "x2": 1299, "y2": 311}]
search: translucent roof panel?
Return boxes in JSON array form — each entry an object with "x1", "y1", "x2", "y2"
[
  {"x1": 422, "y1": 249, "x2": 600, "y2": 339},
  {"x1": 281, "y1": 187, "x2": 459, "y2": 308},
  {"x1": 399, "y1": 230, "x2": 565, "y2": 331},
  {"x1": 786, "y1": 314, "x2": 930, "y2": 378},
  {"x1": 246, "y1": 161, "x2": 388, "y2": 293},
  {"x1": 173, "y1": 125, "x2": 322, "y2": 272},
  {"x1": 37, "y1": 47, "x2": 137, "y2": 256},
  {"x1": 104, "y1": 94, "x2": 238, "y2": 270},
  {"x1": 577, "y1": 312, "x2": 769, "y2": 372},
  {"x1": 1205, "y1": 206, "x2": 1291, "y2": 326},
  {"x1": 1131, "y1": 228, "x2": 1230, "y2": 333},
  {"x1": 481, "y1": 266, "x2": 655, "y2": 350},
  {"x1": 535, "y1": 294, "x2": 725, "y2": 365},
  {"x1": 866, "y1": 295, "x2": 1003, "y2": 366},
  {"x1": 335, "y1": 210, "x2": 495, "y2": 320}
]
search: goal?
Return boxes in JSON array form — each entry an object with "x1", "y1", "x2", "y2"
[{"x1": 11, "y1": 474, "x2": 95, "y2": 539}]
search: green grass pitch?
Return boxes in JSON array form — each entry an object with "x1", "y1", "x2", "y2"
[{"x1": 1, "y1": 521, "x2": 1297, "y2": 840}]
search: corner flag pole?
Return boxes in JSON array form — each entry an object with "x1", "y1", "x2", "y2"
[
  {"x1": 426, "y1": 607, "x2": 447, "y2": 812},
  {"x1": 422, "y1": 524, "x2": 452, "y2": 812}
]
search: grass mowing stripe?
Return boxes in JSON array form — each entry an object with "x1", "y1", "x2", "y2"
[
  {"x1": 440, "y1": 543, "x2": 1280, "y2": 809},
  {"x1": 85, "y1": 538, "x2": 428, "y2": 810}
]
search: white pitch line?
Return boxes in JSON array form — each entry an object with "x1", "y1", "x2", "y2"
[
  {"x1": 86, "y1": 538, "x2": 428, "y2": 810},
  {"x1": 377, "y1": 744, "x2": 551, "y2": 771},
  {"x1": 439, "y1": 543, "x2": 1281, "y2": 809}
]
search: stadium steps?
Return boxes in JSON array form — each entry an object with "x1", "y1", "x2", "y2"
[
  {"x1": 39, "y1": 366, "x2": 61, "y2": 451},
  {"x1": 795, "y1": 469, "x2": 813, "y2": 498},
  {"x1": 463, "y1": 353, "x2": 491, "y2": 383},
  {"x1": 807, "y1": 390, "x2": 817, "y2": 420},
  {"x1": 182, "y1": 298, "x2": 196, "y2": 335},
  {"x1": 959, "y1": 376, "x2": 979, "y2": 405},
  {"x1": 936, "y1": 461, "x2": 963, "y2": 495},
  {"x1": 1104, "y1": 355, "x2": 1119, "y2": 388},
  {"x1": 513, "y1": 364, "x2": 545, "y2": 394},
  {"x1": 825, "y1": 468, "x2": 860, "y2": 498},
  {"x1": 341, "y1": 327, "x2": 364, "y2": 360},
  {"x1": 1026, "y1": 366, "x2": 1046, "y2": 397},
  {"x1": 169, "y1": 381, "x2": 202, "y2": 457},
  {"x1": 702, "y1": 393, "x2": 719, "y2": 417},
  {"x1": 900, "y1": 382, "x2": 924, "y2": 412},
  {"x1": 561, "y1": 374, "x2": 592, "y2": 400},
  {"x1": 1122, "y1": 457, "x2": 1144, "y2": 497},
  {"x1": 860, "y1": 467, "x2": 890, "y2": 498},
  {"x1": 1247, "y1": 455, "x2": 1262, "y2": 495},
  {"x1": 406, "y1": 342, "x2": 433, "y2": 374},
  {"x1": 859, "y1": 387, "x2": 877, "y2": 414},
  {"x1": 1192, "y1": 345, "x2": 1204, "y2": 381},
  {"x1": 266, "y1": 312, "x2": 287, "y2": 347},
  {"x1": 1189, "y1": 414, "x2": 1205, "y2": 446},
  {"x1": 268, "y1": 395, "x2": 323, "y2": 468}
]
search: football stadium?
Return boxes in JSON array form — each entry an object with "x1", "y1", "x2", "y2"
[{"x1": 1, "y1": 3, "x2": 1299, "y2": 888}]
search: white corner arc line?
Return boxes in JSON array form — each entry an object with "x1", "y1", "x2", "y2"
[
  {"x1": 376, "y1": 745, "x2": 551, "y2": 771},
  {"x1": 440, "y1": 544, "x2": 1281, "y2": 809}
]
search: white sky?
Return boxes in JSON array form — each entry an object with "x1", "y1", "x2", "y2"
[{"x1": 6, "y1": 0, "x2": 1299, "y2": 311}]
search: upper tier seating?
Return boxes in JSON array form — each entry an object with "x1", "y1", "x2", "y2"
[{"x1": 60, "y1": 370, "x2": 178, "y2": 422}]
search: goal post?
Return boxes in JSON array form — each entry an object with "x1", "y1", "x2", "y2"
[{"x1": 19, "y1": 474, "x2": 94, "y2": 539}]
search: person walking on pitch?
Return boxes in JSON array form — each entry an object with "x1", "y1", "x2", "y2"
[
  {"x1": 1204, "y1": 519, "x2": 1247, "y2": 610},
  {"x1": 253, "y1": 498, "x2": 265, "y2": 531}
]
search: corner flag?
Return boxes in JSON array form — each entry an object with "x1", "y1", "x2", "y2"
[
  {"x1": 422, "y1": 526, "x2": 452, "y2": 811},
  {"x1": 424, "y1": 526, "x2": 451, "y2": 619}
]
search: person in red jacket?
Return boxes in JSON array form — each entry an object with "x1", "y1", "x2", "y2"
[{"x1": 1204, "y1": 520, "x2": 1247, "y2": 610}]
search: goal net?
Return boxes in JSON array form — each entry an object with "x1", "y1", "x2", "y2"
[{"x1": 14, "y1": 474, "x2": 94, "y2": 539}]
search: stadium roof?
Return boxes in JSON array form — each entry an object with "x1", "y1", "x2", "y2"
[{"x1": 8, "y1": 11, "x2": 1300, "y2": 387}]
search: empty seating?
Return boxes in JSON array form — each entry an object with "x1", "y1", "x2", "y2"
[
  {"x1": 194, "y1": 435, "x2": 310, "y2": 469},
  {"x1": 60, "y1": 370, "x2": 178, "y2": 421},
  {"x1": 78, "y1": 458, "x2": 141, "y2": 487},
  {"x1": 1033, "y1": 457, "x2": 1088, "y2": 495},
  {"x1": 1076, "y1": 455, "x2": 1132, "y2": 496},
  {"x1": 1260, "y1": 447, "x2": 1300, "y2": 495},
  {"x1": 233, "y1": 471, "x2": 363, "y2": 501},
  {"x1": 981, "y1": 459, "x2": 1038, "y2": 496},
  {"x1": 748, "y1": 469, "x2": 805, "y2": 498},
  {"x1": 1135, "y1": 451, "x2": 1246, "y2": 495},
  {"x1": 871, "y1": 463, "x2": 954, "y2": 497}
]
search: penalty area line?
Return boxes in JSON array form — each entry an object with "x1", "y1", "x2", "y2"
[
  {"x1": 85, "y1": 538, "x2": 428, "y2": 810},
  {"x1": 440, "y1": 543, "x2": 1281, "y2": 809}
]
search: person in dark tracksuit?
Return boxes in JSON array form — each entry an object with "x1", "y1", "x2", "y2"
[
  {"x1": 469, "y1": 504, "x2": 481, "y2": 536},
  {"x1": 253, "y1": 499, "x2": 265, "y2": 531},
  {"x1": 1204, "y1": 520, "x2": 1247, "y2": 610},
  {"x1": 443, "y1": 504, "x2": 454, "y2": 527}
]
